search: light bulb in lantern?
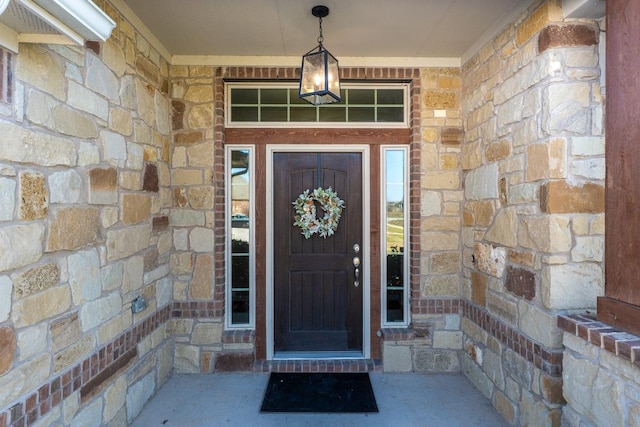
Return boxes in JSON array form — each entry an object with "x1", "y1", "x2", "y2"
[{"x1": 314, "y1": 73, "x2": 322, "y2": 90}]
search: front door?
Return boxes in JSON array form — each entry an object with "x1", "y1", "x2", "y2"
[{"x1": 273, "y1": 152, "x2": 363, "y2": 353}]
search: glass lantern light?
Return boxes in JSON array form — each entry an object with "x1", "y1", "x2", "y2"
[{"x1": 299, "y1": 5, "x2": 341, "y2": 105}]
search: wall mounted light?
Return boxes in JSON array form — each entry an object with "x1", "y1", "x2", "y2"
[{"x1": 298, "y1": 5, "x2": 341, "y2": 105}]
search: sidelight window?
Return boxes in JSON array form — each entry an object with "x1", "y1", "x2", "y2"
[
  {"x1": 381, "y1": 147, "x2": 409, "y2": 326},
  {"x1": 226, "y1": 147, "x2": 255, "y2": 328}
]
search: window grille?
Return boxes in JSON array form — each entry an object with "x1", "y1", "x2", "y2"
[{"x1": 226, "y1": 82, "x2": 408, "y2": 128}]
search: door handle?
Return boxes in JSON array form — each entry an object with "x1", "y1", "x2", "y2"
[{"x1": 353, "y1": 256, "x2": 360, "y2": 287}]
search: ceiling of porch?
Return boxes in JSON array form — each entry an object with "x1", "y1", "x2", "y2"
[{"x1": 119, "y1": 0, "x2": 534, "y2": 64}]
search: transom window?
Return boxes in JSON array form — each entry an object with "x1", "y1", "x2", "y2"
[{"x1": 225, "y1": 82, "x2": 409, "y2": 128}]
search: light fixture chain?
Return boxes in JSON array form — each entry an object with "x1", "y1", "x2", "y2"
[{"x1": 317, "y1": 16, "x2": 324, "y2": 45}]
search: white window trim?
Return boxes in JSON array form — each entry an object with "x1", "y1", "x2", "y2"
[
  {"x1": 381, "y1": 146, "x2": 410, "y2": 327},
  {"x1": 225, "y1": 145, "x2": 256, "y2": 329},
  {"x1": 225, "y1": 81, "x2": 410, "y2": 129}
]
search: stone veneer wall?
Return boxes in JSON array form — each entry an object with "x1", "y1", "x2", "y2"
[
  {"x1": 460, "y1": 0, "x2": 605, "y2": 424},
  {"x1": 167, "y1": 65, "x2": 221, "y2": 373},
  {"x1": 382, "y1": 67, "x2": 465, "y2": 373},
  {"x1": 0, "y1": 0, "x2": 175, "y2": 424},
  {"x1": 168, "y1": 65, "x2": 469, "y2": 373},
  {"x1": 558, "y1": 314, "x2": 640, "y2": 426}
]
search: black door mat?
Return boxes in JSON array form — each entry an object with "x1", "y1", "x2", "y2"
[{"x1": 260, "y1": 372, "x2": 379, "y2": 413}]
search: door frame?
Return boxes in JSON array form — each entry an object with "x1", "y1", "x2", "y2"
[{"x1": 265, "y1": 144, "x2": 371, "y2": 360}]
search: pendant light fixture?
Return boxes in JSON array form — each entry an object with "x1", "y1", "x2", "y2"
[{"x1": 298, "y1": 5, "x2": 341, "y2": 105}]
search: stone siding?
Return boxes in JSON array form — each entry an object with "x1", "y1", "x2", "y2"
[
  {"x1": 559, "y1": 314, "x2": 640, "y2": 426},
  {"x1": 383, "y1": 66, "x2": 464, "y2": 373},
  {"x1": 460, "y1": 0, "x2": 604, "y2": 424},
  {"x1": 382, "y1": 300, "x2": 462, "y2": 373},
  {"x1": 0, "y1": 0, "x2": 174, "y2": 424},
  {"x1": 381, "y1": 68, "x2": 463, "y2": 373},
  {"x1": 417, "y1": 68, "x2": 463, "y2": 305},
  {"x1": 169, "y1": 65, "x2": 220, "y2": 373}
]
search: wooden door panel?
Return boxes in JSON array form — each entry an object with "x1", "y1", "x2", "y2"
[
  {"x1": 274, "y1": 152, "x2": 362, "y2": 353},
  {"x1": 289, "y1": 271, "x2": 348, "y2": 331}
]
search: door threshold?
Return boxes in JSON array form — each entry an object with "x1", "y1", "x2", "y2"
[{"x1": 273, "y1": 351, "x2": 363, "y2": 360}]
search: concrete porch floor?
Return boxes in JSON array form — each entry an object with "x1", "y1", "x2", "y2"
[{"x1": 131, "y1": 373, "x2": 510, "y2": 427}]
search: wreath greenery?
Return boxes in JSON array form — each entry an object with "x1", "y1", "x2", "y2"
[{"x1": 292, "y1": 187, "x2": 345, "y2": 239}]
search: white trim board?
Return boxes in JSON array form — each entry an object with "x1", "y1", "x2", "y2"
[{"x1": 172, "y1": 55, "x2": 460, "y2": 68}]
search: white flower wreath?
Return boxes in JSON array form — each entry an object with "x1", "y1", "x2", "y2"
[{"x1": 292, "y1": 187, "x2": 346, "y2": 239}]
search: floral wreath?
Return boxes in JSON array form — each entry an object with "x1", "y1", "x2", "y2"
[{"x1": 292, "y1": 187, "x2": 345, "y2": 239}]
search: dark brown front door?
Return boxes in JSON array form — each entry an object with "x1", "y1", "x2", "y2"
[{"x1": 273, "y1": 152, "x2": 363, "y2": 353}]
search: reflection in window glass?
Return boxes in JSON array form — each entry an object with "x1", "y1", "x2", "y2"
[
  {"x1": 319, "y1": 106, "x2": 346, "y2": 122},
  {"x1": 377, "y1": 89, "x2": 404, "y2": 105},
  {"x1": 262, "y1": 89, "x2": 287, "y2": 104},
  {"x1": 349, "y1": 89, "x2": 375, "y2": 104},
  {"x1": 261, "y1": 107, "x2": 287, "y2": 122},
  {"x1": 378, "y1": 107, "x2": 404, "y2": 123},
  {"x1": 383, "y1": 148, "x2": 407, "y2": 324},
  {"x1": 231, "y1": 88, "x2": 258, "y2": 104},
  {"x1": 231, "y1": 107, "x2": 258, "y2": 122},
  {"x1": 349, "y1": 107, "x2": 375, "y2": 122},
  {"x1": 228, "y1": 148, "x2": 253, "y2": 326},
  {"x1": 290, "y1": 107, "x2": 317, "y2": 122}
]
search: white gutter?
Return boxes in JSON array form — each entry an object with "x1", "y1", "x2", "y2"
[{"x1": 0, "y1": 0, "x2": 115, "y2": 53}]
